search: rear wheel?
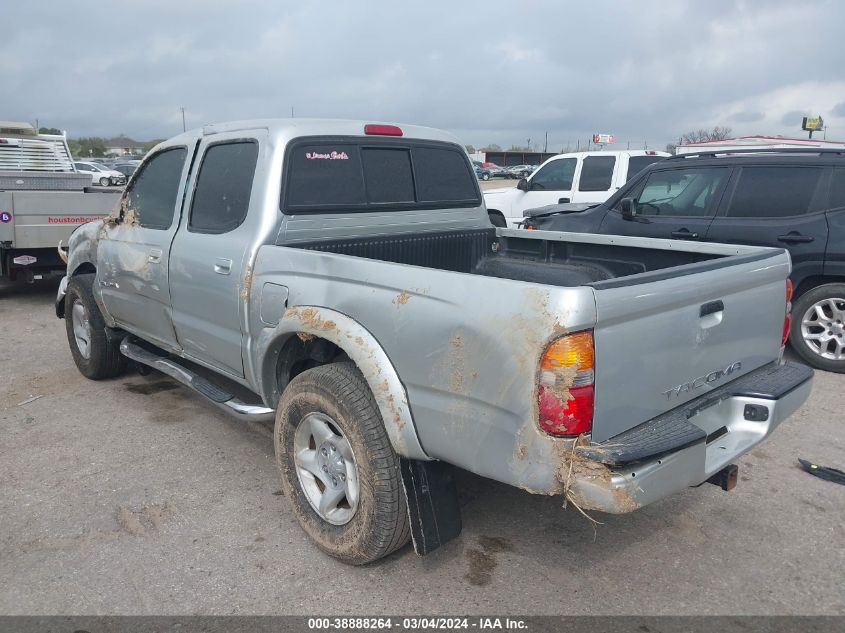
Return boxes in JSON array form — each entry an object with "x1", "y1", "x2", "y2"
[
  {"x1": 64, "y1": 274, "x2": 126, "y2": 379},
  {"x1": 481, "y1": 172, "x2": 490, "y2": 181},
  {"x1": 274, "y1": 362, "x2": 410, "y2": 564},
  {"x1": 790, "y1": 283, "x2": 845, "y2": 373}
]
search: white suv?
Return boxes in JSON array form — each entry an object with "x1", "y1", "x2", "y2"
[{"x1": 483, "y1": 150, "x2": 669, "y2": 227}]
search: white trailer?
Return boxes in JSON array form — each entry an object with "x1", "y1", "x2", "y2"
[{"x1": 0, "y1": 121, "x2": 121, "y2": 282}]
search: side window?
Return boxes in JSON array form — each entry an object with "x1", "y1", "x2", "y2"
[
  {"x1": 629, "y1": 168, "x2": 729, "y2": 217},
  {"x1": 123, "y1": 147, "x2": 187, "y2": 230},
  {"x1": 626, "y1": 155, "x2": 665, "y2": 182},
  {"x1": 726, "y1": 167, "x2": 824, "y2": 218},
  {"x1": 578, "y1": 156, "x2": 616, "y2": 192},
  {"x1": 412, "y1": 147, "x2": 478, "y2": 203},
  {"x1": 829, "y1": 169, "x2": 845, "y2": 209},
  {"x1": 361, "y1": 148, "x2": 414, "y2": 204},
  {"x1": 189, "y1": 141, "x2": 259, "y2": 234},
  {"x1": 530, "y1": 158, "x2": 576, "y2": 191}
]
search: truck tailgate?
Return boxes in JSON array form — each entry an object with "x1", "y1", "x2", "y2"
[{"x1": 590, "y1": 249, "x2": 790, "y2": 443}]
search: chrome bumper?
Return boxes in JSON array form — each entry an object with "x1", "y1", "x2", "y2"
[{"x1": 570, "y1": 362, "x2": 814, "y2": 514}]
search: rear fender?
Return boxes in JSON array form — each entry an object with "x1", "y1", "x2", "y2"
[{"x1": 258, "y1": 305, "x2": 429, "y2": 461}]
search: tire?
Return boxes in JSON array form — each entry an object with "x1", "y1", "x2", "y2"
[
  {"x1": 790, "y1": 283, "x2": 845, "y2": 373},
  {"x1": 274, "y1": 362, "x2": 410, "y2": 564},
  {"x1": 488, "y1": 212, "x2": 507, "y2": 228},
  {"x1": 64, "y1": 274, "x2": 127, "y2": 379},
  {"x1": 521, "y1": 171, "x2": 529, "y2": 179},
  {"x1": 482, "y1": 172, "x2": 490, "y2": 181},
  {"x1": 99, "y1": 177, "x2": 110, "y2": 187}
]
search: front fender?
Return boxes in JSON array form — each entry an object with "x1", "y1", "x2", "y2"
[{"x1": 256, "y1": 305, "x2": 430, "y2": 461}]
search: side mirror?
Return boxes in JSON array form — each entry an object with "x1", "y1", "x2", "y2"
[
  {"x1": 620, "y1": 197, "x2": 637, "y2": 220},
  {"x1": 517, "y1": 178, "x2": 529, "y2": 192}
]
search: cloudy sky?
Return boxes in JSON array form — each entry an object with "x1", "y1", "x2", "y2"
[{"x1": 4, "y1": 0, "x2": 844, "y2": 150}]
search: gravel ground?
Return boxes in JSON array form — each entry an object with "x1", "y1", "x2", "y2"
[{"x1": 1, "y1": 280, "x2": 843, "y2": 615}]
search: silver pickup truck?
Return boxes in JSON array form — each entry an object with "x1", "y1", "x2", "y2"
[{"x1": 57, "y1": 119, "x2": 813, "y2": 564}]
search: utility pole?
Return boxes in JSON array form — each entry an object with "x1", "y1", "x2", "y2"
[
  {"x1": 544, "y1": 131, "x2": 548, "y2": 153},
  {"x1": 180, "y1": 107, "x2": 186, "y2": 132},
  {"x1": 291, "y1": 106, "x2": 294, "y2": 118}
]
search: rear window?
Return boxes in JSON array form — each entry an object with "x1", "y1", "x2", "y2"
[
  {"x1": 578, "y1": 156, "x2": 616, "y2": 192},
  {"x1": 283, "y1": 138, "x2": 479, "y2": 212},
  {"x1": 626, "y1": 155, "x2": 664, "y2": 181},
  {"x1": 726, "y1": 166, "x2": 824, "y2": 218}
]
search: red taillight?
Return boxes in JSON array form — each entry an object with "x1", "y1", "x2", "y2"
[
  {"x1": 539, "y1": 384, "x2": 594, "y2": 436},
  {"x1": 537, "y1": 331, "x2": 594, "y2": 437},
  {"x1": 782, "y1": 279, "x2": 793, "y2": 346},
  {"x1": 782, "y1": 312, "x2": 792, "y2": 346},
  {"x1": 364, "y1": 124, "x2": 403, "y2": 136}
]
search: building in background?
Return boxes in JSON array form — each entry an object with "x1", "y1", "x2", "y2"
[
  {"x1": 104, "y1": 135, "x2": 145, "y2": 156},
  {"x1": 676, "y1": 135, "x2": 845, "y2": 154}
]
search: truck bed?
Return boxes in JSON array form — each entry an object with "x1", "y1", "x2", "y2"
[{"x1": 285, "y1": 226, "x2": 760, "y2": 288}]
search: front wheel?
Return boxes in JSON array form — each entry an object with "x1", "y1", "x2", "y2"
[
  {"x1": 98, "y1": 176, "x2": 110, "y2": 187},
  {"x1": 64, "y1": 274, "x2": 127, "y2": 379},
  {"x1": 790, "y1": 283, "x2": 845, "y2": 373},
  {"x1": 274, "y1": 362, "x2": 410, "y2": 564},
  {"x1": 481, "y1": 173, "x2": 490, "y2": 181}
]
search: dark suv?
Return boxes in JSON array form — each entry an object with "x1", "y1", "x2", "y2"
[{"x1": 524, "y1": 148, "x2": 845, "y2": 373}]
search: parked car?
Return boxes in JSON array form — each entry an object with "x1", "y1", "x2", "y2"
[
  {"x1": 57, "y1": 119, "x2": 810, "y2": 565},
  {"x1": 475, "y1": 165, "x2": 492, "y2": 181},
  {"x1": 112, "y1": 163, "x2": 139, "y2": 178},
  {"x1": 484, "y1": 150, "x2": 669, "y2": 227},
  {"x1": 524, "y1": 148, "x2": 845, "y2": 373},
  {"x1": 73, "y1": 161, "x2": 126, "y2": 186},
  {"x1": 506, "y1": 164, "x2": 536, "y2": 179}
]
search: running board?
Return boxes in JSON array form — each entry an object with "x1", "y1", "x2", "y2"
[{"x1": 120, "y1": 338, "x2": 275, "y2": 423}]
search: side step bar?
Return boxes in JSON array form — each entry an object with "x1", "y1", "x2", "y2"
[{"x1": 120, "y1": 338, "x2": 275, "y2": 423}]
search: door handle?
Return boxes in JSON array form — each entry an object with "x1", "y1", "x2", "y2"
[
  {"x1": 777, "y1": 234, "x2": 814, "y2": 244},
  {"x1": 558, "y1": 197, "x2": 571, "y2": 204},
  {"x1": 671, "y1": 229, "x2": 699, "y2": 240},
  {"x1": 147, "y1": 248, "x2": 162, "y2": 264},
  {"x1": 214, "y1": 258, "x2": 232, "y2": 275}
]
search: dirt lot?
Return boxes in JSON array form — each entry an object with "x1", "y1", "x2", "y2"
[{"x1": 1, "y1": 280, "x2": 843, "y2": 615}]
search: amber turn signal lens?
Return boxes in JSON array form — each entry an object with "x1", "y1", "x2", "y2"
[
  {"x1": 540, "y1": 331, "x2": 594, "y2": 371},
  {"x1": 786, "y1": 279, "x2": 793, "y2": 303}
]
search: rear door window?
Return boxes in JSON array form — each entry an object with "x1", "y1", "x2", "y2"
[
  {"x1": 726, "y1": 166, "x2": 825, "y2": 218},
  {"x1": 628, "y1": 168, "x2": 729, "y2": 217},
  {"x1": 626, "y1": 155, "x2": 665, "y2": 182},
  {"x1": 284, "y1": 139, "x2": 479, "y2": 211},
  {"x1": 830, "y1": 169, "x2": 845, "y2": 209},
  {"x1": 578, "y1": 156, "x2": 616, "y2": 191},
  {"x1": 189, "y1": 140, "x2": 259, "y2": 234},
  {"x1": 529, "y1": 158, "x2": 576, "y2": 191}
]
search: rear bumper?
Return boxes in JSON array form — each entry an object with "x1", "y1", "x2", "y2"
[{"x1": 568, "y1": 361, "x2": 813, "y2": 514}]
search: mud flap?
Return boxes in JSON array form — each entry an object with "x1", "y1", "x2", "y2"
[{"x1": 400, "y1": 459, "x2": 462, "y2": 556}]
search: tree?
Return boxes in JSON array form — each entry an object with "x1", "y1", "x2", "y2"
[
  {"x1": 68, "y1": 137, "x2": 107, "y2": 158},
  {"x1": 481, "y1": 144, "x2": 501, "y2": 152},
  {"x1": 464, "y1": 144, "x2": 476, "y2": 154},
  {"x1": 678, "y1": 126, "x2": 732, "y2": 145},
  {"x1": 38, "y1": 127, "x2": 62, "y2": 135}
]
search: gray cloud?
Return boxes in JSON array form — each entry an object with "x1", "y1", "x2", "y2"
[
  {"x1": 730, "y1": 111, "x2": 764, "y2": 123},
  {"x1": 3, "y1": 0, "x2": 844, "y2": 149},
  {"x1": 781, "y1": 110, "x2": 808, "y2": 126},
  {"x1": 833, "y1": 101, "x2": 845, "y2": 117}
]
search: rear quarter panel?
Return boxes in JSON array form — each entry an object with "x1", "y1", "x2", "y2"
[{"x1": 247, "y1": 245, "x2": 598, "y2": 493}]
